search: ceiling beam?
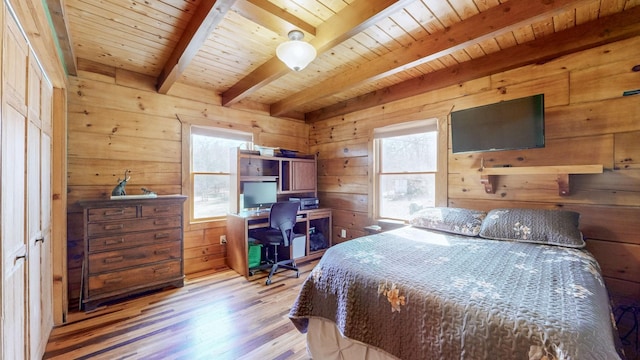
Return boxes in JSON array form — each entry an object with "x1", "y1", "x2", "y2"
[
  {"x1": 238, "y1": 0, "x2": 315, "y2": 36},
  {"x1": 305, "y1": 6, "x2": 640, "y2": 122},
  {"x1": 270, "y1": 0, "x2": 592, "y2": 116},
  {"x1": 45, "y1": 0, "x2": 77, "y2": 76},
  {"x1": 156, "y1": 0, "x2": 236, "y2": 94},
  {"x1": 221, "y1": 0, "x2": 415, "y2": 107}
]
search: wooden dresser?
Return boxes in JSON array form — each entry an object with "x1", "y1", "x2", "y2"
[{"x1": 78, "y1": 195, "x2": 187, "y2": 311}]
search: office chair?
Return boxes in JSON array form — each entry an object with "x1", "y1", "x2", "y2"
[{"x1": 251, "y1": 201, "x2": 301, "y2": 285}]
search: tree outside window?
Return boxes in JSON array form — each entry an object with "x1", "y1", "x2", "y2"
[
  {"x1": 374, "y1": 120, "x2": 438, "y2": 221},
  {"x1": 191, "y1": 127, "x2": 251, "y2": 220}
]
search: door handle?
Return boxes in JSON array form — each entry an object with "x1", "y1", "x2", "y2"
[{"x1": 15, "y1": 254, "x2": 27, "y2": 262}]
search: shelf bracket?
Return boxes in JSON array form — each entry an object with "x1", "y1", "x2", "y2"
[
  {"x1": 557, "y1": 174, "x2": 570, "y2": 196},
  {"x1": 480, "y1": 174, "x2": 497, "y2": 194}
]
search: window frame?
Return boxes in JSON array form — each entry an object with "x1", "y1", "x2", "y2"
[
  {"x1": 370, "y1": 118, "x2": 447, "y2": 222},
  {"x1": 188, "y1": 125, "x2": 252, "y2": 223}
]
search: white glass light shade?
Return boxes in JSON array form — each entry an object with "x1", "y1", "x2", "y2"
[{"x1": 276, "y1": 30, "x2": 316, "y2": 71}]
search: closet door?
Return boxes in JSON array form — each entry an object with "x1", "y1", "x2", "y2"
[
  {"x1": 1, "y1": 9, "x2": 29, "y2": 359},
  {"x1": 27, "y1": 52, "x2": 53, "y2": 358}
]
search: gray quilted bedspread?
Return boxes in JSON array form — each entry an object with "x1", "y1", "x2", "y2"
[{"x1": 289, "y1": 226, "x2": 623, "y2": 360}]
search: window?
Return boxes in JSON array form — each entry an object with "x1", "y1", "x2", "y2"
[
  {"x1": 191, "y1": 126, "x2": 251, "y2": 221},
  {"x1": 373, "y1": 119, "x2": 438, "y2": 221}
]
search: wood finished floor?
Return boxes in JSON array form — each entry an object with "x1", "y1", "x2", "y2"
[{"x1": 44, "y1": 261, "x2": 317, "y2": 360}]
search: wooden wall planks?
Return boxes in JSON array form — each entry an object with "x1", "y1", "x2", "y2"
[
  {"x1": 65, "y1": 66, "x2": 310, "y2": 308},
  {"x1": 310, "y1": 35, "x2": 640, "y2": 306}
]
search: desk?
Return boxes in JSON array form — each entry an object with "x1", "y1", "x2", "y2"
[{"x1": 226, "y1": 208, "x2": 331, "y2": 278}]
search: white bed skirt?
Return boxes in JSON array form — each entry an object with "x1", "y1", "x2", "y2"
[{"x1": 306, "y1": 318, "x2": 399, "y2": 360}]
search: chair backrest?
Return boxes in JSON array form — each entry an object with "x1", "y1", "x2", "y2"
[{"x1": 268, "y1": 201, "x2": 300, "y2": 246}]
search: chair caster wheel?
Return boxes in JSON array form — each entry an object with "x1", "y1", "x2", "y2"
[
  {"x1": 249, "y1": 271, "x2": 254, "y2": 276},
  {"x1": 296, "y1": 272, "x2": 299, "y2": 278},
  {"x1": 266, "y1": 279, "x2": 271, "y2": 285}
]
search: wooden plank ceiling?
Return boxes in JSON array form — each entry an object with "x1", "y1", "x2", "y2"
[{"x1": 52, "y1": 0, "x2": 640, "y2": 121}]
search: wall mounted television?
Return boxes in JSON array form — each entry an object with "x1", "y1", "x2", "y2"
[
  {"x1": 450, "y1": 94, "x2": 545, "y2": 154},
  {"x1": 242, "y1": 181, "x2": 277, "y2": 210}
]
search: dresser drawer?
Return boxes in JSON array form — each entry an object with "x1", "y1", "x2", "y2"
[
  {"x1": 88, "y1": 206, "x2": 137, "y2": 222},
  {"x1": 142, "y1": 204, "x2": 181, "y2": 218},
  {"x1": 87, "y1": 217, "x2": 182, "y2": 237},
  {"x1": 88, "y1": 259, "x2": 182, "y2": 297},
  {"x1": 88, "y1": 228, "x2": 182, "y2": 253},
  {"x1": 88, "y1": 241, "x2": 181, "y2": 274}
]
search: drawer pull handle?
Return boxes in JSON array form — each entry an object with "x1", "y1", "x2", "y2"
[
  {"x1": 105, "y1": 238, "x2": 125, "y2": 245},
  {"x1": 155, "y1": 232, "x2": 170, "y2": 239},
  {"x1": 154, "y1": 221, "x2": 169, "y2": 226},
  {"x1": 104, "y1": 256, "x2": 124, "y2": 264},
  {"x1": 155, "y1": 248, "x2": 170, "y2": 255},
  {"x1": 154, "y1": 207, "x2": 170, "y2": 213},
  {"x1": 104, "y1": 277, "x2": 122, "y2": 284},
  {"x1": 104, "y1": 209, "x2": 125, "y2": 216},
  {"x1": 104, "y1": 224, "x2": 124, "y2": 230},
  {"x1": 35, "y1": 237, "x2": 45, "y2": 244},
  {"x1": 154, "y1": 267, "x2": 171, "y2": 274}
]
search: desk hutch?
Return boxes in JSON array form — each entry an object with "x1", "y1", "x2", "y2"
[{"x1": 227, "y1": 149, "x2": 331, "y2": 279}]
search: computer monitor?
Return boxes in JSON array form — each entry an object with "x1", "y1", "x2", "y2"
[{"x1": 242, "y1": 181, "x2": 277, "y2": 210}]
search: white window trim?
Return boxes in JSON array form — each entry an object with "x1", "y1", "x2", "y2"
[{"x1": 369, "y1": 117, "x2": 448, "y2": 221}]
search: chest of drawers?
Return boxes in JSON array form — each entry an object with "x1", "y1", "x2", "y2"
[{"x1": 79, "y1": 195, "x2": 187, "y2": 311}]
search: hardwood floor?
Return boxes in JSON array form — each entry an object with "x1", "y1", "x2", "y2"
[{"x1": 44, "y1": 261, "x2": 317, "y2": 360}]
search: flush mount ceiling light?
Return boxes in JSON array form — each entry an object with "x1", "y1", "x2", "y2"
[{"x1": 276, "y1": 30, "x2": 316, "y2": 71}]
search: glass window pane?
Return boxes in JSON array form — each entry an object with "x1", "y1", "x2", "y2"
[
  {"x1": 193, "y1": 174, "x2": 230, "y2": 219},
  {"x1": 380, "y1": 132, "x2": 437, "y2": 173},
  {"x1": 192, "y1": 134, "x2": 246, "y2": 172},
  {"x1": 378, "y1": 174, "x2": 435, "y2": 220}
]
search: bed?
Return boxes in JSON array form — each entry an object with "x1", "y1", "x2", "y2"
[{"x1": 289, "y1": 207, "x2": 624, "y2": 360}]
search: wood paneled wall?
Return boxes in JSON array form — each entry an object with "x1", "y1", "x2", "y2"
[
  {"x1": 310, "y1": 36, "x2": 640, "y2": 305},
  {"x1": 65, "y1": 64, "x2": 309, "y2": 308}
]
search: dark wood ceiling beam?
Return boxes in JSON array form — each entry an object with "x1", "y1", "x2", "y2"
[
  {"x1": 221, "y1": 0, "x2": 415, "y2": 107},
  {"x1": 240, "y1": 0, "x2": 315, "y2": 36},
  {"x1": 270, "y1": 0, "x2": 592, "y2": 116},
  {"x1": 305, "y1": 6, "x2": 640, "y2": 122},
  {"x1": 156, "y1": 0, "x2": 236, "y2": 94}
]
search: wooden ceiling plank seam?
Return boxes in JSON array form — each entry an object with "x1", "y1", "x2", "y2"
[
  {"x1": 157, "y1": 0, "x2": 237, "y2": 94},
  {"x1": 233, "y1": 0, "x2": 316, "y2": 37},
  {"x1": 67, "y1": 15, "x2": 175, "y2": 53},
  {"x1": 402, "y1": 1, "x2": 442, "y2": 36},
  {"x1": 270, "y1": 0, "x2": 594, "y2": 116},
  {"x1": 221, "y1": 0, "x2": 415, "y2": 107},
  {"x1": 305, "y1": 5, "x2": 640, "y2": 122},
  {"x1": 448, "y1": 0, "x2": 482, "y2": 20},
  {"x1": 70, "y1": 0, "x2": 190, "y2": 36},
  {"x1": 65, "y1": 2, "x2": 182, "y2": 45},
  {"x1": 107, "y1": 0, "x2": 195, "y2": 28}
]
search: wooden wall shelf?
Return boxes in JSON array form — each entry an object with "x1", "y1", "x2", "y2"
[{"x1": 479, "y1": 164, "x2": 603, "y2": 196}]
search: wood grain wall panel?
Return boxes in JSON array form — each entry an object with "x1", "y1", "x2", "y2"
[
  {"x1": 570, "y1": 57, "x2": 640, "y2": 104},
  {"x1": 545, "y1": 96, "x2": 640, "y2": 139},
  {"x1": 313, "y1": 139, "x2": 369, "y2": 159},
  {"x1": 615, "y1": 131, "x2": 640, "y2": 169},
  {"x1": 587, "y1": 239, "x2": 640, "y2": 283},
  {"x1": 68, "y1": 158, "x2": 181, "y2": 186},
  {"x1": 66, "y1": 71, "x2": 308, "y2": 308},
  {"x1": 318, "y1": 175, "x2": 368, "y2": 194},
  {"x1": 67, "y1": 104, "x2": 182, "y2": 141},
  {"x1": 318, "y1": 156, "x2": 368, "y2": 176},
  {"x1": 311, "y1": 36, "x2": 640, "y2": 305}
]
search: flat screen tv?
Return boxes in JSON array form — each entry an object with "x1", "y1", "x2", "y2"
[
  {"x1": 242, "y1": 181, "x2": 277, "y2": 210},
  {"x1": 450, "y1": 94, "x2": 545, "y2": 153}
]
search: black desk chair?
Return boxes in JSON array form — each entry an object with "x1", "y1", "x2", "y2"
[{"x1": 250, "y1": 201, "x2": 301, "y2": 285}]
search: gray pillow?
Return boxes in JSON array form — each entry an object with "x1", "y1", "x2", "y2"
[
  {"x1": 479, "y1": 208, "x2": 585, "y2": 248},
  {"x1": 409, "y1": 207, "x2": 486, "y2": 236}
]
